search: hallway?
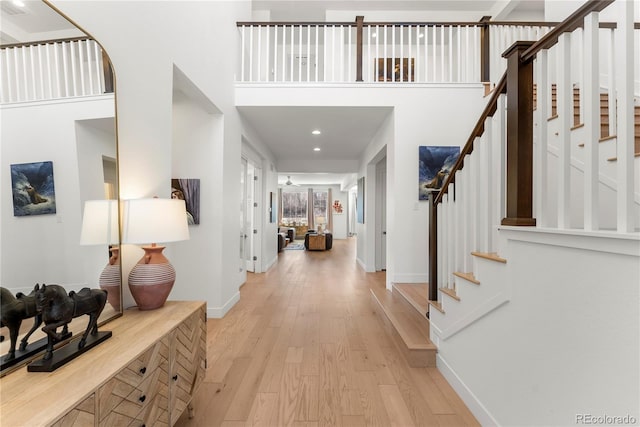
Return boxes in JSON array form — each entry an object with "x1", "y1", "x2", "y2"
[{"x1": 176, "y1": 238, "x2": 479, "y2": 426}]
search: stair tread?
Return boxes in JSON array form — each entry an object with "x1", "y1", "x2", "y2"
[
  {"x1": 428, "y1": 300, "x2": 445, "y2": 314},
  {"x1": 393, "y1": 283, "x2": 429, "y2": 316},
  {"x1": 439, "y1": 287, "x2": 460, "y2": 301},
  {"x1": 607, "y1": 152, "x2": 640, "y2": 161},
  {"x1": 453, "y1": 271, "x2": 481, "y2": 285},
  {"x1": 370, "y1": 287, "x2": 435, "y2": 350},
  {"x1": 471, "y1": 251, "x2": 507, "y2": 263}
]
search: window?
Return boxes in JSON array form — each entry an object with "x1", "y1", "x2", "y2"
[
  {"x1": 281, "y1": 191, "x2": 308, "y2": 225},
  {"x1": 313, "y1": 191, "x2": 328, "y2": 226}
]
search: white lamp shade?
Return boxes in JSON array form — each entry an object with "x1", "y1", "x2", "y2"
[
  {"x1": 80, "y1": 199, "x2": 119, "y2": 245},
  {"x1": 122, "y1": 198, "x2": 190, "y2": 244}
]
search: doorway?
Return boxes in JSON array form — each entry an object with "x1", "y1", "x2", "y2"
[
  {"x1": 375, "y1": 157, "x2": 387, "y2": 271},
  {"x1": 240, "y1": 156, "x2": 262, "y2": 273}
]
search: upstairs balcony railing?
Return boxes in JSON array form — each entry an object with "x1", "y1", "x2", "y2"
[
  {"x1": 237, "y1": 18, "x2": 556, "y2": 84},
  {"x1": 0, "y1": 37, "x2": 113, "y2": 104}
]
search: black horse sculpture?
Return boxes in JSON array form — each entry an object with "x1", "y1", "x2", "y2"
[
  {"x1": 35, "y1": 284, "x2": 107, "y2": 361},
  {"x1": 1, "y1": 285, "x2": 43, "y2": 362}
]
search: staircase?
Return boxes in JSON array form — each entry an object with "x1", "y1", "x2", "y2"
[
  {"x1": 369, "y1": 283, "x2": 436, "y2": 367},
  {"x1": 427, "y1": 252, "x2": 509, "y2": 342},
  {"x1": 535, "y1": 84, "x2": 640, "y2": 155}
]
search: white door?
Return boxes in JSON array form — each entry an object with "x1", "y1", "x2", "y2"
[
  {"x1": 245, "y1": 162, "x2": 255, "y2": 272},
  {"x1": 243, "y1": 161, "x2": 262, "y2": 273},
  {"x1": 375, "y1": 159, "x2": 387, "y2": 271},
  {"x1": 240, "y1": 157, "x2": 247, "y2": 273}
]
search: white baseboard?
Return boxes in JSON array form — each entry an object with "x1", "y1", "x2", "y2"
[
  {"x1": 356, "y1": 257, "x2": 366, "y2": 270},
  {"x1": 437, "y1": 354, "x2": 499, "y2": 427},
  {"x1": 207, "y1": 291, "x2": 240, "y2": 318},
  {"x1": 393, "y1": 273, "x2": 428, "y2": 283},
  {"x1": 265, "y1": 255, "x2": 278, "y2": 271}
]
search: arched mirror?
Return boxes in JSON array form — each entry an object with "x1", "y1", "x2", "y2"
[{"x1": 0, "y1": 0, "x2": 120, "y2": 375}]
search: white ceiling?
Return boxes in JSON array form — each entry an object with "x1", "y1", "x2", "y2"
[
  {"x1": 2, "y1": 0, "x2": 543, "y2": 187},
  {"x1": 239, "y1": 106, "x2": 392, "y2": 184}
]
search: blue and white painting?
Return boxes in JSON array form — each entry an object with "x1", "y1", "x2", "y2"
[
  {"x1": 418, "y1": 146, "x2": 460, "y2": 201},
  {"x1": 11, "y1": 161, "x2": 57, "y2": 216}
]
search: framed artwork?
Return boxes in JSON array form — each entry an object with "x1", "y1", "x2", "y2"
[
  {"x1": 357, "y1": 177, "x2": 365, "y2": 224},
  {"x1": 376, "y1": 58, "x2": 415, "y2": 82},
  {"x1": 11, "y1": 161, "x2": 56, "y2": 216},
  {"x1": 332, "y1": 199, "x2": 344, "y2": 214},
  {"x1": 418, "y1": 146, "x2": 460, "y2": 200},
  {"x1": 171, "y1": 178, "x2": 200, "y2": 225}
]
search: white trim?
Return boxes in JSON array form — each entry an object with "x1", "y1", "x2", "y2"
[
  {"x1": 0, "y1": 93, "x2": 113, "y2": 109},
  {"x1": 439, "y1": 292, "x2": 510, "y2": 340},
  {"x1": 235, "y1": 82, "x2": 483, "y2": 89},
  {"x1": 207, "y1": 291, "x2": 240, "y2": 318},
  {"x1": 437, "y1": 354, "x2": 500, "y2": 427},
  {"x1": 499, "y1": 226, "x2": 640, "y2": 257},
  {"x1": 265, "y1": 255, "x2": 278, "y2": 271}
]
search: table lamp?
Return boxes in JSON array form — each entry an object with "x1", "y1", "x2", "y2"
[
  {"x1": 122, "y1": 198, "x2": 189, "y2": 310},
  {"x1": 80, "y1": 199, "x2": 121, "y2": 311}
]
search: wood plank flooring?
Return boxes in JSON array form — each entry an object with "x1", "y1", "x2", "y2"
[{"x1": 175, "y1": 238, "x2": 479, "y2": 427}]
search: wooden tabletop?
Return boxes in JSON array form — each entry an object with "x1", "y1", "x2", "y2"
[{"x1": 0, "y1": 300, "x2": 205, "y2": 427}]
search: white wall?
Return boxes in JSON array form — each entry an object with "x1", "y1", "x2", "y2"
[
  {"x1": 1, "y1": 96, "x2": 115, "y2": 292},
  {"x1": 237, "y1": 84, "x2": 487, "y2": 285},
  {"x1": 240, "y1": 119, "x2": 279, "y2": 272},
  {"x1": 436, "y1": 230, "x2": 640, "y2": 426},
  {"x1": 328, "y1": 184, "x2": 349, "y2": 239},
  {"x1": 51, "y1": 0, "x2": 252, "y2": 317}
]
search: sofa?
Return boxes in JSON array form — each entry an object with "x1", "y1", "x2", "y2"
[
  {"x1": 279, "y1": 227, "x2": 295, "y2": 242},
  {"x1": 304, "y1": 231, "x2": 333, "y2": 251},
  {"x1": 277, "y1": 231, "x2": 288, "y2": 252}
]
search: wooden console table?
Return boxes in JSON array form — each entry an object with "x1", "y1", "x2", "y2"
[{"x1": 0, "y1": 301, "x2": 206, "y2": 426}]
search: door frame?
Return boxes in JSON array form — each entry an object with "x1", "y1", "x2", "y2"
[{"x1": 375, "y1": 157, "x2": 387, "y2": 271}]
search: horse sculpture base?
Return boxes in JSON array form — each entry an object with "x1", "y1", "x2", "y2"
[
  {"x1": 1, "y1": 336, "x2": 54, "y2": 374},
  {"x1": 27, "y1": 331, "x2": 111, "y2": 372}
]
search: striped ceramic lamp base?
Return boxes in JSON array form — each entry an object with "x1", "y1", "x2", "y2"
[{"x1": 128, "y1": 245, "x2": 176, "y2": 310}]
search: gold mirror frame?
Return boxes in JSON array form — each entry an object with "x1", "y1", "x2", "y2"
[{"x1": 0, "y1": 0, "x2": 121, "y2": 375}]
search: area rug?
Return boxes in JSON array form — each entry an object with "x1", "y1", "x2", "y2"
[{"x1": 284, "y1": 243, "x2": 304, "y2": 250}]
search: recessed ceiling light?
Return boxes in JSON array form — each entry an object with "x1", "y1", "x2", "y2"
[
  {"x1": 12, "y1": 0, "x2": 25, "y2": 7},
  {"x1": 312, "y1": 129, "x2": 321, "y2": 135},
  {"x1": 313, "y1": 147, "x2": 321, "y2": 152},
  {"x1": 371, "y1": 33, "x2": 377, "y2": 39},
  {"x1": 418, "y1": 33, "x2": 425, "y2": 39}
]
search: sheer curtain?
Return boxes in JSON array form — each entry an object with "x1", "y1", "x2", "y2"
[
  {"x1": 277, "y1": 188, "x2": 283, "y2": 225},
  {"x1": 307, "y1": 188, "x2": 314, "y2": 230},
  {"x1": 327, "y1": 188, "x2": 333, "y2": 233}
]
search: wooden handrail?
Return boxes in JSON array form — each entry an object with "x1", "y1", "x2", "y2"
[
  {"x1": 0, "y1": 36, "x2": 91, "y2": 49},
  {"x1": 236, "y1": 20, "x2": 636, "y2": 29},
  {"x1": 433, "y1": 73, "x2": 507, "y2": 205},
  {"x1": 236, "y1": 21, "x2": 355, "y2": 26},
  {"x1": 521, "y1": 0, "x2": 615, "y2": 62}
]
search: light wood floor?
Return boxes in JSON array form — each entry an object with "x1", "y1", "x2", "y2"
[{"x1": 175, "y1": 238, "x2": 479, "y2": 427}]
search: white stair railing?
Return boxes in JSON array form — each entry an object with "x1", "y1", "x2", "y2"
[
  {"x1": 0, "y1": 38, "x2": 108, "y2": 104},
  {"x1": 430, "y1": 0, "x2": 638, "y2": 303}
]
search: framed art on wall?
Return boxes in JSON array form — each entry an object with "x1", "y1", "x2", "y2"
[
  {"x1": 171, "y1": 178, "x2": 200, "y2": 225},
  {"x1": 10, "y1": 161, "x2": 57, "y2": 216},
  {"x1": 418, "y1": 146, "x2": 460, "y2": 201}
]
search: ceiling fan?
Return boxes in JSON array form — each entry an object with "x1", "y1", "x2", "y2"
[{"x1": 285, "y1": 176, "x2": 299, "y2": 186}]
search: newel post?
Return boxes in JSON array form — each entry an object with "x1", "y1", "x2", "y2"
[
  {"x1": 501, "y1": 41, "x2": 536, "y2": 226},
  {"x1": 428, "y1": 192, "x2": 438, "y2": 304},
  {"x1": 479, "y1": 16, "x2": 492, "y2": 82},
  {"x1": 356, "y1": 16, "x2": 364, "y2": 82}
]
